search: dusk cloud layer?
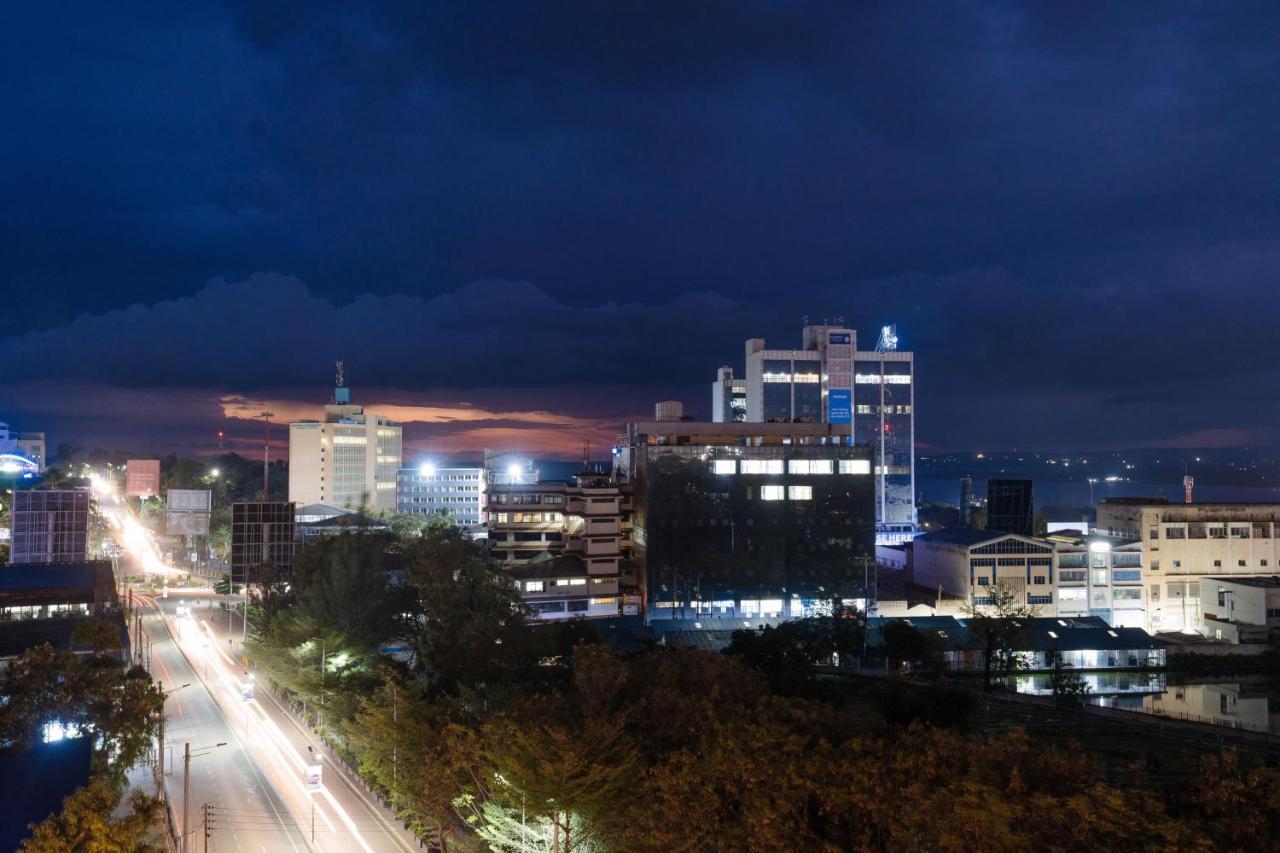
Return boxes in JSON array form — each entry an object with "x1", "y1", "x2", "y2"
[{"x1": 3, "y1": 3, "x2": 1280, "y2": 454}]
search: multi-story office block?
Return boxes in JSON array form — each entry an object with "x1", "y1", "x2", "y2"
[
  {"x1": 396, "y1": 464, "x2": 485, "y2": 529},
  {"x1": 711, "y1": 323, "x2": 916, "y2": 542},
  {"x1": 987, "y1": 478, "x2": 1034, "y2": 537},
  {"x1": 231, "y1": 501, "x2": 296, "y2": 583},
  {"x1": 485, "y1": 473, "x2": 634, "y2": 619},
  {"x1": 1097, "y1": 499, "x2": 1280, "y2": 634},
  {"x1": 616, "y1": 421, "x2": 876, "y2": 620},
  {"x1": 288, "y1": 371, "x2": 402, "y2": 512},
  {"x1": 9, "y1": 490, "x2": 90, "y2": 564}
]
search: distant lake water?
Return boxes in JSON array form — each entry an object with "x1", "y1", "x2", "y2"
[{"x1": 916, "y1": 478, "x2": 1280, "y2": 510}]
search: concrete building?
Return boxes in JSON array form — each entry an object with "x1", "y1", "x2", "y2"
[
  {"x1": 1096, "y1": 499, "x2": 1280, "y2": 634},
  {"x1": 508, "y1": 556, "x2": 623, "y2": 621},
  {"x1": 0, "y1": 422, "x2": 45, "y2": 474},
  {"x1": 710, "y1": 323, "x2": 916, "y2": 542},
  {"x1": 1199, "y1": 576, "x2": 1280, "y2": 644},
  {"x1": 0, "y1": 562, "x2": 124, "y2": 663},
  {"x1": 616, "y1": 420, "x2": 876, "y2": 620},
  {"x1": 397, "y1": 464, "x2": 485, "y2": 530},
  {"x1": 9, "y1": 490, "x2": 90, "y2": 565},
  {"x1": 711, "y1": 367, "x2": 747, "y2": 423},
  {"x1": 484, "y1": 451, "x2": 539, "y2": 486},
  {"x1": 288, "y1": 372, "x2": 402, "y2": 513},
  {"x1": 910, "y1": 527, "x2": 1149, "y2": 627},
  {"x1": 485, "y1": 472, "x2": 635, "y2": 619}
]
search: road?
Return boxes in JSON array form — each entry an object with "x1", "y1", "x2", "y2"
[
  {"x1": 95, "y1": 474, "x2": 418, "y2": 853},
  {"x1": 144, "y1": 590, "x2": 420, "y2": 852}
]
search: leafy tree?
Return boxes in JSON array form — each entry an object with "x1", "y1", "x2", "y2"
[
  {"x1": 21, "y1": 780, "x2": 164, "y2": 852},
  {"x1": 965, "y1": 581, "x2": 1038, "y2": 691},
  {"x1": 1046, "y1": 648, "x2": 1090, "y2": 705},
  {"x1": 291, "y1": 533, "x2": 395, "y2": 644},
  {"x1": 725, "y1": 606, "x2": 865, "y2": 690},
  {"x1": 1184, "y1": 750, "x2": 1280, "y2": 850},
  {"x1": 880, "y1": 620, "x2": 945, "y2": 673}
]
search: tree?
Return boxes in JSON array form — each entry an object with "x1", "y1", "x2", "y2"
[
  {"x1": 1046, "y1": 647, "x2": 1090, "y2": 705},
  {"x1": 22, "y1": 780, "x2": 164, "y2": 852},
  {"x1": 965, "y1": 582, "x2": 1038, "y2": 691},
  {"x1": 880, "y1": 620, "x2": 944, "y2": 674}
]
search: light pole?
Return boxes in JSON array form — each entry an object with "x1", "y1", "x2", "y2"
[
  {"x1": 157, "y1": 683, "x2": 190, "y2": 791},
  {"x1": 306, "y1": 746, "x2": 322, "y2": 843},
  {"x1": 183, "y1": 742, "x2": 226, "y2": 853},
  {"x1": 259, "y1": 411, "x2": 274, "y2": 501}
]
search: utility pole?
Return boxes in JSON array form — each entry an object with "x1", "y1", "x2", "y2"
[
  {"x1": 259, "y1": 411, "x2": 274, "y2": 501},
  {"x1": 183, "y1": 743, "x2": 190, "y2": 853}
]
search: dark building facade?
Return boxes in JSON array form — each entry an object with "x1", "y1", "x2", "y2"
[
  {"x1": 987, "y1": 478, "x2": 1034, "y2": 537},
  {"x1": 619, "y1": 422, "x2": 876, "y2": 620},
  {"x1": 9, "y1": 490, "x2": 90, "y2": 565},
  {"x1": 231, "y1": 501, "x2": 297, "y2": 582}
]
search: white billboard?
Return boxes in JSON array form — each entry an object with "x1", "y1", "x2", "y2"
[{"x1": 167, "y1": 489, "x2": 211, "y2": 513}]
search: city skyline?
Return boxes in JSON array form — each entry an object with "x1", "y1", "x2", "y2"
[{"x1": 5, "y1": 5, "x2": 1280, "y2": 455}]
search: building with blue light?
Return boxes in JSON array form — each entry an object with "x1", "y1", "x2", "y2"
[{"x1": 709, "y1": 323, "x2": 916, "y2": 542}]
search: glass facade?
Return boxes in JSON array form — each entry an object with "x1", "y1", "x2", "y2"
[
  {"x1": 9, "y1": 490, "x2": 90, "y2": 564},
  {"x1": 633, "y1": 445, "x2": 876, "y2": 617}
]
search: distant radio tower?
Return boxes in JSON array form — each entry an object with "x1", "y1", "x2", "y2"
[{"x1": 1183, "y1": 474, "x2": 1195, "y2": 504}]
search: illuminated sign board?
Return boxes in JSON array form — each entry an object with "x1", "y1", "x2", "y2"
[
  {"x1": 828, "y1": 332, "x2": 851, "y2": 345},
  {"x1": 125, "y1": 459, "x2": 161, "y2": 498},
  {"x1": 828, "y1": 389, "x2": 852, "y2": 424},
  {"x1": 305, "y1": 764, "x2": 322, "y2": 791}
]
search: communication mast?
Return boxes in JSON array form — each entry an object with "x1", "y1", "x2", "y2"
[
  {"x1": 1183, "y1": 474, "x2": 1195, "y2": 504},
  {"x1": 875, "y1": 324, "x2": 899, "y2": 352}
]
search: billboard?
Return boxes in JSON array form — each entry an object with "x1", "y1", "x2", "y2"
[
  {"x1": 828, "y1": 332, "x2": 851, "y2": 345},
  {"x1": 165, "y1": 511, "x2": 210, "y2": 536},
  {"x1": 167, "y1": 489, "x2": 211, "y2": 513},
  {"x1": 828, "y1": 389, "x2": 852, "y2": 424},
  {"x1": 125, "y1": 459, "x2": 161, "y2": 498}
]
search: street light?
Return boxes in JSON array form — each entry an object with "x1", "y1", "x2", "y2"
[
  {"x1": 183, "y1": 741, "x2": 226, "y2": 853},
  {"x1": 210, "y1": 468, "x2": 220, "y2": 479},
  {"x1": 157, "y1": 683, "x2": 190, "y2": 787}
]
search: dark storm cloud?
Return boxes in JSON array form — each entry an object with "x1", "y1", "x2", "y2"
[{"x1": 3, "y1": 2, "x2": 1280, "y2": 451}]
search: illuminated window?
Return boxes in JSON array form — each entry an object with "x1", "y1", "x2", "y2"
[
  {"x1": 740, "y1": 460, "x2": 784, "y2": 475},
  {"x1": 788, "y1": 486, "x2": 813, "y2": 501},
  {"x1": 839, "y1": 459, "x2": 871, "y2": 475},
  {"x1": 713, "y1": 460, "x2": 737, "y2": 475},
  {"x1": 524, "y1": 581, "x2": 544, "y2": 592},
  {"x1": 760, "y1": 485, "x2": 785, "y2": 501}
]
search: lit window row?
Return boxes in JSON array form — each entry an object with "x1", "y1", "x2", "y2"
[
  {"x1": 714, "y1": 459, "x2": 870, "y2": 475},
  {"x1": 854, "y1": 374, "x2": 912, "y2": 384},
  {"x1": 761, "y1": 485, "x2": 813, "y2": 501}
]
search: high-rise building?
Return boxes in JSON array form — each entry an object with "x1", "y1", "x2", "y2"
[
  {"x1": 9, "y1": 490, "x2": 91, "y2": 564},
  {"x1": 485, "y1": 472, "x2": 635, "y2": 620},
  {"x1": 987, "y1": 479, "x2": 1034, "y2": 537},
  {"x1": 616, "y1": 420, "x2": 876, "y2": 620},
  {"x1": 230, "y1": 501, "x2": 296, "y2": 583},
  {"x1": 396, "y1": 464, "x2": 485, "y2": 530},
  {"x1": 709, "y1": 322, "x2": 916, "y2": 542},
  {"x1": 288, "y1": 368, "x2": 402, "y2": 513}
]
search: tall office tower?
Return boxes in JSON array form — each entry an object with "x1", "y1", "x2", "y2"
[
  {"x1": 960, "y1": 476, "x2": 974, "y2": 526},
  {"x1": 9, "y1": 489, "x2": 90, "y2": 564},
  {"x1": 987, "y1": 479, "x2": 1034, "y2": 537},
  {"x1": 230, "y1": 501, "x2": 297, "y2": 583},
  {"x1": 396, "y1": 463, "x2": 486, "y2": 530},
  {"x1": 711, "y1": 367, "x2": 747, "y2": 423},
  {"x1": 288, "y1": 367, "x2": 402, "y2": 512},
  {"x1": 710, "y1": 322, "x2": 916, "y2": 543},
  {"x1": 616, "y1": 420, "x2": 876, "y2": 620}
]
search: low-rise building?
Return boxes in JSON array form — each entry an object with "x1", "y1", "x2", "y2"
[
  {"x1": 0, "y1": 562, "x2": 124, "y2": 662},
  {"x1": 1097, "y1": 499, "x2": 1280, "y2": 634},
  {"x1": 508, "y1": 556, "x2": 622, "y2": 621},
  {"x1": 1199, "y1": 576, "x2": 1280, "y2": 644}
]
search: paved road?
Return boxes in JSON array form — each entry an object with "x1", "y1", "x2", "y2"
[{"x1": 146, "y1": 589, "x2": 419, "y2": 853}]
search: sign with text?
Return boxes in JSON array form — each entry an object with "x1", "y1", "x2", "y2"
[
  {"x1": 125, "y1": 459, "x2": 161, "y2": 498},
  {"x1": 305, "y1": 764, "x2": 323, "y2": 792},
  {"x1": 828, "y1": 389, "x2": 852, "y2": 424}
]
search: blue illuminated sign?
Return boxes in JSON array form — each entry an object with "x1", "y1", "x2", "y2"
[
  {"x1": 828, "y1": 389, "x2": 852, "y2": 423},
  {"x1": 828, "y1": 332, "x2": 851, "y2": 345}
]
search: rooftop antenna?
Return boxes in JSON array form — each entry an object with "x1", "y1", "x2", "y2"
[
  {"x1": 875, "y1": 324, "x2": 899, "y2": 352},
  {"x1": 332, "y1": 360, "x2": 350, "y2": 404}
]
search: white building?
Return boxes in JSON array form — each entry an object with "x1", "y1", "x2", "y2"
[
  {"x1": 711, "y1": 323, "x2": 916, "y2": 541},
  {"x1": 397, "y1": 463, "x2": 485, "y2": 529},
  {"x1": 1096, "y1": 500, "x2": 1280, "y2": 634},
  {"x1": 288, "y1": 374, "x2": 402, "y2": 513},
  {"x1": 1199, "y1": 576, "x2": 1280, "y2": 644},
  {"x1": 0, "y1": 422, "x2": 45, "y2": 473}
]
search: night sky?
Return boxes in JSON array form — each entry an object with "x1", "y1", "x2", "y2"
[{"x1": 3, "y1": 3, "x2": 1279, "y2": 459}]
